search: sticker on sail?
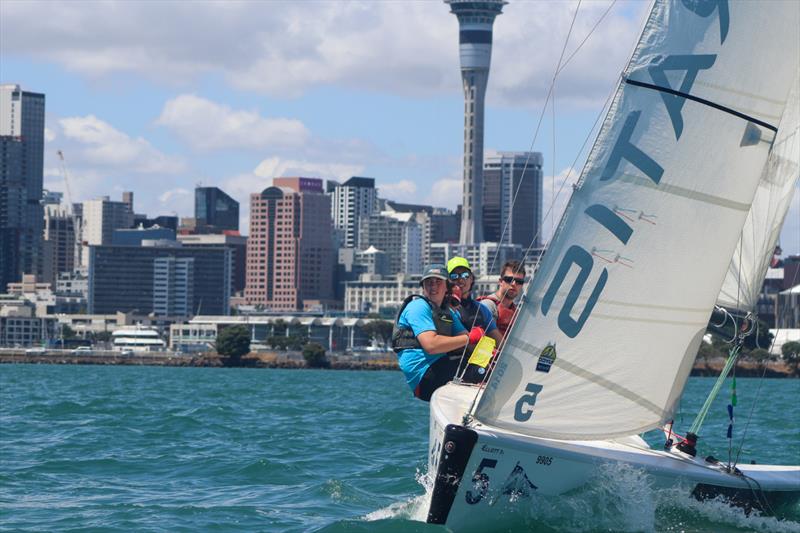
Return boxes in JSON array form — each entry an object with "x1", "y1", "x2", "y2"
[{"x1": 535, "y1": 343, "x2": 557, "y2": 373}]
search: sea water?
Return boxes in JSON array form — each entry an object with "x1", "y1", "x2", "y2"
[{"x1": 1, "y1": 365, "x2": 798, "y2": 532}]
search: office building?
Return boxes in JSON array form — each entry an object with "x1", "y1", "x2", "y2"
[
  {"x1": 41, "y1": 203, "x2": 77, "y2": 286},
  {"x1": 178, "y1": 233, "x2": 248, "y2": 293},
  {"x1": 429, "y1": 241, "x2": 524, "y2": 278},
  {"x1": 343, "y1": 274, "x2": 422, "y2": 315},
  {"x1": 80, "y1": 194, "x2": 135, "y2": 265},
  {"x1": 358, "y1": 210, "x2": 430, "y2": 275},
  {"x1": 330, "y1": 177, "x2": 377, "y2": 248},
  {"x1": 0, "y1": 84, "x2": 46, "y2": 289},
  {"x1": 444, "y1": 1, "x2": 506, "y2": 243},
  {"x1": 88, "y1": 243, "x2": 231, "y2": 316},
  {"x1": 245, "y1": 177, "x2": 335, "y2": 311},
  {"x1": 195, "y1": 186, "x2": 240, "y2": 232},
  {"x1": 483, "y1": 151, "x2": 544, "y2": 249},
  {"x1": 112, "y1": 226, "x2": 176, "y2": 246}
]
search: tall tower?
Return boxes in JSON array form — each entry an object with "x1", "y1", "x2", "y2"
[
  {"x1": 445, "y1": 0, "x2": 506, "y2": 244},
  {"x1": 0, "y1": 84, "x2": 45, "y2": 288}
]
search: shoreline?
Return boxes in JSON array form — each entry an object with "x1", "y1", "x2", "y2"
[{"x1": 0, "y1": 351, "x2": 796, "y2": 377}]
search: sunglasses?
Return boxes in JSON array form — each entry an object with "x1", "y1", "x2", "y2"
[
  {"x1": 449, "y1": 272, "x2": 471, "y2": 280},
  {"x1": 502, "y1": 276, "x2": 526, "y2": 285}
]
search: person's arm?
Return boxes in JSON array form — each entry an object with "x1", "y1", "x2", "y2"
[
  {"x1": 488, "y1": 328, "x2": 503, "y2": 343},
  {"x1": 417, "y1": 330, "x2": 469, "y2": 354}
]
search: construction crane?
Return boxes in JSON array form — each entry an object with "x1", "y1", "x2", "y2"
[{"x1": 55, "y1": 150, "x2": 85, "y2": 262}]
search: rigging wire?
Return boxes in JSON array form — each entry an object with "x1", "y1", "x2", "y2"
[{"x1": 461, "y1": 1, "x2": 639, "y2": 419}]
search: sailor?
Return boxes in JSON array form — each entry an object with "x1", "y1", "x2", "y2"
[
  {"x1": 391, "y1": 264, "x2": 485, "y2": 401},
  {"x1": 446, "y1": 256, "x2": 502, "y2": 344},
  {"x1": 477, "y1": 260, "x2": 525, "y2": 339}
]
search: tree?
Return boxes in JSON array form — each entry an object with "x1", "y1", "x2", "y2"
[
  {"x1": 362, "y1": 320, "x2": 394, "y2": 348},
  {"x1": 781, "y1": 341, "x2": 800, "y2": 370},
  {"x1": 216, "y1": 325, "x2": 251, "y2": 365},
  {"x1": 61, "y1": 325, "x2": 78, "y2": 340},
  {"x1": 746, "y1": 348, "x2": 772, "y2": 365},
  {"x1": 302, "y1": 342, "x2": 329, "y2": 368}
]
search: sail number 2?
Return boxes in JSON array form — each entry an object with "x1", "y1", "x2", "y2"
[{"x1": 539, "y1": 0, "x2": 730, "y2": 339}]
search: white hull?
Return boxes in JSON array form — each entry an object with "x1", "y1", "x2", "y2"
[{"x1": 426, "y1": 383, "x2": 800, "y2": 528}]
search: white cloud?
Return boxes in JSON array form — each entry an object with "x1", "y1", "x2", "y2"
[
  {"x1": 430, "y1": 178, "x2": 462, "y2": 209},
  {"x1": 44, "y1": 127, "x2": 56, "y2": 142},
  {"x1": 1, "y1": 1, "x2": 647, "y2": 108},
  {"x1": 59, "y1": 115, "x2": 186, "y2": 174},
  {"x1": 253, "y1": 157, "x2": 362, "y2": 182},
  {"x1": 377, "y1": 180, "x2": 417, "y2": 202},
  {"x1": 156, "y1": 94, "x2": 309, "y2": 151}
]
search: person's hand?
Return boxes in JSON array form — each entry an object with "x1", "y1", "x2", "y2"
[{"x1": 468, "y1": 326, "x2": 484, "y2": 344}]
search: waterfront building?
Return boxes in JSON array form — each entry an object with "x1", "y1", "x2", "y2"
[
  {"x1": 343, "y1": 274, "x2": 422, "y2": 315},
  {"x1": 245, "y1": 177, "x2": 335, "y2": 311},
  {"x1": 0, "y1": 298, "x2": 56, "y2": 347},
  {"x1": 330, "y1": 177, "x2": 377, "y2": 249},
  {"x1": 178, "y1": 233, "x2": 247, "y2": 294},
  {"x1": 483, "y1": 151, "x2": 544, "y2": 249},
  {"x1": 358, "y1": 210, "x2": 430, "y2": 275},
  {"x1": 195, "y1": 186, "x2": 239, "y2": 232},
  {"x1": 88, "y1": 242, "x2": 231, "y2": 316},
  {"x1": 444, "y1": 1, "x2": 506, "y2": 244},
  {"x1": 170, "y1": 315, "x2": 374, "y2": 353},
  {"x1": 777, "y1": 285, "x2": 800, "y2": 329},
  {"x1": 80, "y1": 194, "x2": 135, "y2": 266},
  {"x1": 0, "y1": 84, "x2": 46, "y2": 289}
]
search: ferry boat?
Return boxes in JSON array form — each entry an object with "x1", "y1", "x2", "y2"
[{"x1": 112, "y1": 327, "x2": 166, "y2": 353}]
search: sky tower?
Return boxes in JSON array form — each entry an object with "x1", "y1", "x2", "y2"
[{"x1": 445, "y1": 0, "x2": 506, "y2": 244}]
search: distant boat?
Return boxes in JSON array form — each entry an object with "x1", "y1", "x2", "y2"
[
  {"x1": 112, "y1": 327, "x2": 166, "y2": 352},
  {"x1": 423, "y1": 0, "x2": 800, "y2": 528}
]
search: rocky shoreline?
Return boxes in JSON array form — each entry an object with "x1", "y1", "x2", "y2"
[{"x1": 0, "y1": 351, "x2": 796, "y2": 377}]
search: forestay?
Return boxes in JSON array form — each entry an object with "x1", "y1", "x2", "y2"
[
  {"x1": 717, "y1": 72, "x2": 800, "y2": 311},
  {"x1": 475, "y1": 0, "x2": 800, "y2": 440}
]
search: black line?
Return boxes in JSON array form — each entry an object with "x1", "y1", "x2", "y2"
[{"x1": 624, "y1": 78, "x2": 777, "y2": 133}]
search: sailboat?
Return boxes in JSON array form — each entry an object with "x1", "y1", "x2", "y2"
[{"x1": 423, "y1": 0, "x2": 800, "y2": 528}]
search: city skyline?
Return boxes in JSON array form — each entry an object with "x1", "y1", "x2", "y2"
[{"x1": 1, "y1": 0, "x2": 798, "y2": 254}]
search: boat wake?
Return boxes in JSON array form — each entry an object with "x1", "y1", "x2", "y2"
[{"x1": 368, "y1": 463, "x2": 800, "y2": 533}]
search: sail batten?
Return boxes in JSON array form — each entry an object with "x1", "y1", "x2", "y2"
[{"x1": 475, "y1": 0, "x2": 800, "y2": 440}]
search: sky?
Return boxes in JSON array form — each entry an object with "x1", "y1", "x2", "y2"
[{"x1": 1, "y1": 0, "x2": 797, "y2": 254}]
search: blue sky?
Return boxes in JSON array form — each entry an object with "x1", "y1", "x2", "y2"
[{"x1": 1, "y1": 0, "x2": 797, "y2": 254}]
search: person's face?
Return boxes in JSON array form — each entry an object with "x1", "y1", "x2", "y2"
[
  {"x1": 422, "y1": 277, "x2": 447, "y2": 305},
  {"x1": 449, "y1": 267, "x2": 473, "y2": 294},
  {"x1": 499, "y1": 268, "x2": 526, "y2": 300}
]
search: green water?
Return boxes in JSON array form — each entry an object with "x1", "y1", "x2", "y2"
[{"x1": 1, "y1": 365, "x2": 798, "y2": 532}]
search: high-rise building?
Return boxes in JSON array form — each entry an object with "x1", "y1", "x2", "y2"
[
  {"x1": 80, "y1": 195, "x2": 135, "y2": 265},
  {"x1": 195, "y1": 186, "x2": 240, "y2": 232},
  {"x1": 178, "y1": 233, "x2": 248, "y2": 294},
  {"x1": 483, "y1": 151, "x2": 543, "y2": 249},
  {"x1": 331, "y1": 177, "x2": 377, "y2": 249},
  {"x1": 444, "y1": 0, "x2": 506, "y2": 244},
  {"x1": 88, "y1": 242, "x2": 231, "y2": 316},
  {"x1": 358, "y1": 210, "x2": 430, "y2": 275},
  {"x1": 0, "y1": 84, "x2": 46, "y2": 289},
  {"x1": 41, "y1": 204, "x2": 77, "y2": 286},
  {"x1": 245, "y1": 178, "x2": 335, "y2": 311}
]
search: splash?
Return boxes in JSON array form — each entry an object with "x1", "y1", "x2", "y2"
[{"x1": 363, "y1": 467, "x2": 433, "y2": 523}]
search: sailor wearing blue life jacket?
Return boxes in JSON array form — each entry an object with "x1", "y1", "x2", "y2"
[{"x1": 391, "y1": 264, "x2": 485, "y2": 401}]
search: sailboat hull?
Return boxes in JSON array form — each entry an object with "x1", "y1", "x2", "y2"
[{"x1": 426, "y1": 383, "x2": 800, "y2": 528}]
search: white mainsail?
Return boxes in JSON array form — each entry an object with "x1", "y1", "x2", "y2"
[
  {"x1": 475, "y1": 0, "x2": 800, "y2": 440},
  {"x1": 717, "y1": 72, "x2": 800, "y2": 311}
]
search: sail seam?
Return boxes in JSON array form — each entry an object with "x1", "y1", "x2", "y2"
[
  {"x1": 615, "y1": 173, "x2": 751, "y2": 211},
  {"x1": 591, "y1": 313, "x2": 706, "y2": 327},
  {"x1": 553, "y1": 358, "x2": 665, "y2": 416},
  {"x1": 624, "y1": 77, "x2": 778, "y2": 132}
]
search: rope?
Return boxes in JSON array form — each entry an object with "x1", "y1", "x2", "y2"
[{"x1": 455, "y1": 0, "x2": 584, "y2": 383}]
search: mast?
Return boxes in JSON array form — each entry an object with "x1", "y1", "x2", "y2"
[{"x1": 474, "y1": 0, "x2": 800, "y2": 440}]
